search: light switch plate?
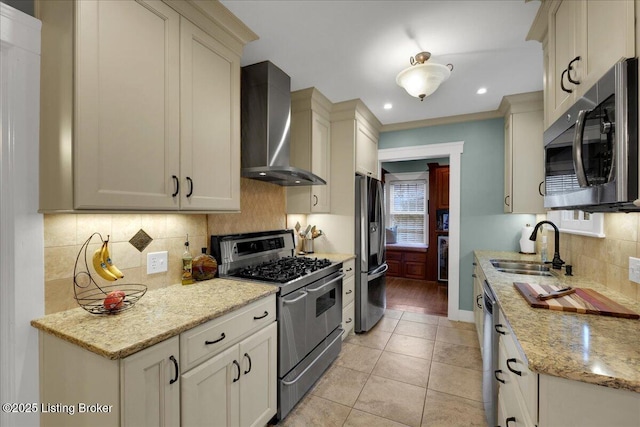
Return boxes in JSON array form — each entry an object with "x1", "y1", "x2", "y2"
[
  {"x1": 629, "y1": 257, "x2": 640, "y2": 284},
  {"x1": 147, "y1": 251, "x2": 168, "y2": 274}
]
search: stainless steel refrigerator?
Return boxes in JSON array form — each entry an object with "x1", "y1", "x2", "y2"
[{"x1": 355, "y1": 175, "x2": 387, "y2": 333}]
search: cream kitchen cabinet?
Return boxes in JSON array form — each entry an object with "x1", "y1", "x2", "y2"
[
  {"x1": 531, "y1": 0, "x2": 635, "y2": 128},
  {"x1": 180, "y1": 295, "x2": 277, "y2": 427},
  {"x1": 287, "y1": 88, "x2": 332, "y2": 213},
  {"x1": 181, "y1": 322, "x2": 277, "y2": 427},
  {"x1": 499, "y1": 92, "x2": 544, "y2": 214},
  {"x1": 356, "y1": 118, "x2": 380, "y2": 179},
  {"x1": 341, "y1": 259, "x2": 356, "y2": 339},
  {"x1": 37, "y1": 0, "x2": 255, "y2": 212},
  {"x1": 39, "y1": 334, "x2": 180, "y2": 427}
]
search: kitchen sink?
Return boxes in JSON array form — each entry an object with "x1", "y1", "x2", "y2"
[{"x1": 490, "y1": 259, "x2": 554, "y2": 277}]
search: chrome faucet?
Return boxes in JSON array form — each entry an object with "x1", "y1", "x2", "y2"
[{"x1": 529, "y1": 220, "x2": 565, "y2": 270}]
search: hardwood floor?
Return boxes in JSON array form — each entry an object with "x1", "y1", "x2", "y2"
[{"x1": 386, "y1": 277, "x2": 448, "y2": 316}]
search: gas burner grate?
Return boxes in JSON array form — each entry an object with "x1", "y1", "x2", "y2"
[{"x1": 235, "y1": 256, "x2": 333, "y2": 283}]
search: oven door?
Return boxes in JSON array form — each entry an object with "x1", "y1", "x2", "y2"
[{"x1": 305, "y1": 271, "x2": 343, "y2": 351}]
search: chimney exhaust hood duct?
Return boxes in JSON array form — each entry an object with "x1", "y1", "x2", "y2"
[{"x1": 241, "y1": 61, "x2": 326, "y2": 186}]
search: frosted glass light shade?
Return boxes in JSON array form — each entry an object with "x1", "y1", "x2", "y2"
[{"x1": 396, "y1": 62, "x2": 451, "y2": 99}]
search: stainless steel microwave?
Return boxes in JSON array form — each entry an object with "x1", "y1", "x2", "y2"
[{"x1": 544, "y1": 58, "x2": 639, "y2": 212}]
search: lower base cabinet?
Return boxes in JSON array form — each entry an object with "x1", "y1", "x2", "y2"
[
  {"x1": 386, "y1": 246, "x2": 427, "y2": 280},
  {"x1": 181, "y1": 322, "x2": 277, "y2": 427}
]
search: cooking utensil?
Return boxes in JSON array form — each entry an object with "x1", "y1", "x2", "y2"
[
  {"x1": 536, "y1": 287, "x2": 575, "y2": 300},
  {"x1": 302, "y1": 225, "x2": 311, "y2": 238},
  {"x1": 295, "y1": 222, "x2": 301, "y2": 233}
]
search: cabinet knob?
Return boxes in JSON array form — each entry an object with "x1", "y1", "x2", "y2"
[
  {"x1": 232, "y1": 360, "x2": 241, "y2": 382},
  {"x1": 243, "y1": 353, "x2": 252, "y2": 375},
  {"x1": 538, "y1": 181, "x2": 544, "y2": 196},
  {"x1": 504, "y1": 195, "x2": 510, "y2": 206},
  {"x1": 560, "y1": 69, "x2": 573, "y2": 93},
  {"x1": 566, "y1": 56, "x2": 581, "y2": 85},
  {"x1": 172, "y1": 175, "x2": 180, "y2": 197},
  {"x1": 313, "y1": 195, "x2": 318, "y2": 206},
  {"x1": 506, "y1": 358, "x2": 522, "y2": 376},
  {"x1": 186, "y1": 177, "x2": 193, "y2": 198},
  {"x1": 169, "y1": 355, "x2": 179, "y2": 385}
]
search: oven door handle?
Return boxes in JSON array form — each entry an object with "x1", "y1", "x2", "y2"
[
  {"x1": 573, "y1": 109, "x2": 590, "y2": 188},
  {"x1": 281, "y1": 329, "x2": 344, "y2": 386},
  {"x1": 306, "y1": 273, "x2": 345, "y2": 293},
  {"x1": 282, "y1": 290, "x2": 308, "y2": 304}
]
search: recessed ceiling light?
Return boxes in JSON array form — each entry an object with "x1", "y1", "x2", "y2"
[
  {"x1": 295, "y1": 180, "x2": 301, "y2": 184},
  {"x1": 383, "y1": 103, "x2": 393, "y2": 110},
  {"x1": 259, "y1": 172, "x2": 266, "y2": 176},
  {"x1": 477, "y1": 87, "x2": 487, "y2": 95}
]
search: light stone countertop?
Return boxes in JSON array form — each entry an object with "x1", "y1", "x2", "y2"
[
  {"x1": 31, "y1": 278, "x2": 277, "y2": 360},
  {"x1": 475, "y1": 250, "x2": 640, "y2": 393}
]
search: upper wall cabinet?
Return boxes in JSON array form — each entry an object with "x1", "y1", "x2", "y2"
[
  {"x1": 287, "y1": 88, "x2": 332, "y2": 214},
  {"x1": 355, "y1": 118, "x2": 380, "y2": 179},
  {"x1": 531, "y1": 0, "x2": 635, "y2": 128},
  {"x1": 500, "y1": 92, "x2": 545, "y2": 214},
  {"x1": 37, "y1": 0, "x2": 256, "y2": 212}
]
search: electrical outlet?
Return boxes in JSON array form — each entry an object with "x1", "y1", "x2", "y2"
[
  {"x1": 147, "y1": 251, "x2": 168, "y2": 275},
  {"x1": 629, "y1": 257, "x2": 640, "y2": 284}
]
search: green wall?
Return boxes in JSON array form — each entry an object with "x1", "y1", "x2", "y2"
[{"x1": 379, "y1": 118, "x2": 535, "y2": 313}]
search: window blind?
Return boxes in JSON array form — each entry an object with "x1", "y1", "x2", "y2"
[{"x1": 389, "y1": 180, "x2": 426, "y2": 243}]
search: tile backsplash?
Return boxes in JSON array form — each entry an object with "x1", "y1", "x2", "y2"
[
  {"x1": 44, "y1": 178, "x2": 285, "y2": 314},
  {"x1": 544, "y1": 212, "x2": 640, "y2": 302}
]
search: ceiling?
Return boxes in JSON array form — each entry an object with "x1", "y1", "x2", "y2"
[{"x1": 221, "y1": 0, "x2": 543, "y2": 126}]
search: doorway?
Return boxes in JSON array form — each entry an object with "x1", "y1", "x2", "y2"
[{"x1": 378, "y1": 141, "x2": 464, "y2": 321}]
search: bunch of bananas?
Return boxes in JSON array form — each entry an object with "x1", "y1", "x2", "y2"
[{"x1": 92, "y1": 240, "x2": 124, "y2": 281}]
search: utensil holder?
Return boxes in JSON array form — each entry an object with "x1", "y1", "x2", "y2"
[{"x1": 303, "y1": 238, "x2": 314, "y2": 254}]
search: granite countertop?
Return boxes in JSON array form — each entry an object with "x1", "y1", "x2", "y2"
[
  {"x1": 31, "y1": 278, "x2": 277, "y2": 360},
  {"x1": 475, "y1": 250, "x2": 640, "y2": 393}
]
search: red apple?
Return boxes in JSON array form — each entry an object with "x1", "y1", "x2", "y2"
[{"x1": 103, "y1": 290, "x2": 126, "y2": 311}]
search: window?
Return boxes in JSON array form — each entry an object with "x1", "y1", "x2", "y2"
[
  {"x1": 386, "y1": 173, "x2": 428, "y2": 244},
  {"x1": 546, "y1": 210, "x2": 605, "y2": 238}
]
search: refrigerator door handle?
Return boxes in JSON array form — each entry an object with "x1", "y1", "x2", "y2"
[
  {"x1": 377, "y1": 179, "x2": 385, "y2": 265},
  {"x1": 368, "y1": 263, "x2": 388, "y2": 280}
]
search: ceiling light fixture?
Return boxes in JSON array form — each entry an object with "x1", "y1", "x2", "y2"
[
  {"x1": 384, "y1": 103, "x2": 393, "y2": 110},
  {"x1": 477, "y1": 87, "x2": 487, "y2": 95},
  {"x1": 396, "y1": 51, "x2": 453, "y2": 101}
]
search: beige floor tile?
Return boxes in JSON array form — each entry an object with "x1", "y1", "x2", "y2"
[
  {"x1": 278, "y1": 395, "x2": 351, "y2": 427},
  {"x1": 437, "y1": 317, "x2": 477, "y2": 331},
  {"x1": 374, "y1": 316, "x2": 400, "y2": 332},
  {"x1": 422, "y1": 389, "x2": 486, "y2": 427},
  {"x1": 310, "y1": 365, "x2": 369, "y2": 407},
  {"x1": 335, "y1": 343, "x2": 383, "y2": 373},
  {"x1": 427, "y1": 361, "x2": 483, "y2": 402},
  {"x1": 432, "y1": 341, "x2": 482, "y2": 371},
  {"x1": 384, "y1": 308, "x2": 404, "y2": 319},
  {"x1": 371, "y1": 351, "x2": 430, "y2": 387},
  {"x1": 401, "y1": 312, "x2": 440, "y2": 325},
  {"x1": 385, "y1": 334, "x2": 435, "y2": 360},
  {"x1": 394, "y1": 320, "x2": 438, "y2": 340},
  {"x1": 354, "y1": 375, "x2": 426, "y2": 427},
  {"x1": 345, "y1": 328, "x2": 392, "y2": 350},
  {"x1": 435, "y1": 326, "x2": 480, "y2": 348},
  {"x1": 344, "y1": 409, "x2": 411, "y2": 427}
]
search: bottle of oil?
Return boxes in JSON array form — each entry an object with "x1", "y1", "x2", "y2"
[{"x1": 182, "y1": 235, "x2": 194, "y2": 285}]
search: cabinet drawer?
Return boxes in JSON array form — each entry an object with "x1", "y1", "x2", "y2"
[
  {"x1": 343, "y1": 274, "x2": 355, "y2": 306},
  {"x1": 499, "y1": 311, "x2": 537, "y2": 423},
  {"x1": 386, "y1": 251, "x2": 402, "y2": 261},
  {"x1": 404, "y1": 252, "x2": 426, "y2": 262},
  {"x1": 342, "y1": 300, "x2": 354, "y2": 340},
  {"x1": 342, "y1": 259, "x2": 355, "y2": 277},
  {"x1": 180, "y1": 295, "x2": 275, "y2": 372}
]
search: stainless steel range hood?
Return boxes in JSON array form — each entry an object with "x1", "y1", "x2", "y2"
[{"x1": 241, "y1": 61, "x2": 326, "y2": 186}]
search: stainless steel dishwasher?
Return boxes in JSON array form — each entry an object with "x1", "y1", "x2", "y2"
[{"x1": 482, "y1": 279, "x2": 499, "y2": 427}]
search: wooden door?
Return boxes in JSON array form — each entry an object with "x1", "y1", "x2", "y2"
[{"x1": 74, "y1": 0, "x2": 180, "y2": 209}]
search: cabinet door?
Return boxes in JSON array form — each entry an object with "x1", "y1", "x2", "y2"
[
  {"x1": 356, "y1": 121, "x2": 378, "y2": 178},
  {"x1": 121, "y1": 336, "x2": 180, "y2": 427},
  {"x1": 504, "y1": 115, "x2": 513, "y2": 213},
  {"x1": 180, "y1": 18, "x2": 240, "y2": 211},
  {"x1": 436, "y1": 167, "x2": 449, "y2": 209},
  {"x1": 74, "y1": 0, "x2": 180, "y2": 209},
  {"x1": 547, "y1": 0, "x2": 579, "y2": 124},
  {"x1": 181, "y1": 345, "x2": 240, "y2": 427},
  {"x1": 580, "y1": 1, "x2": 634, "y2": 94},
  {"x1": 511, "y1": 110, "x2": 544, "y2": 214},
  {"x1": 238, "y1": 322, "x2": 277, "y2": 427},
  {"x1": 311, "y1": 112, "x2": 331, "y2": 212},
  {"x1": 472, "y1": 269, "x2": 484, "y2": 349}
]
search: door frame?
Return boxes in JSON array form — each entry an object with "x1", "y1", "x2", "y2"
[{"x1": 378, "y1": 141, "x2": 465, "y2": 321}]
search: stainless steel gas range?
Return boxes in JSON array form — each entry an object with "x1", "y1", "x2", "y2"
[{"x1": 210, "y1": 229, "x2": 344, "y2": 420}]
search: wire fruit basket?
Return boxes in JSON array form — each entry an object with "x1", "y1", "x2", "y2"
[{"x1": 74, "y1": 233, "x2": 147, "y2": 315}]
